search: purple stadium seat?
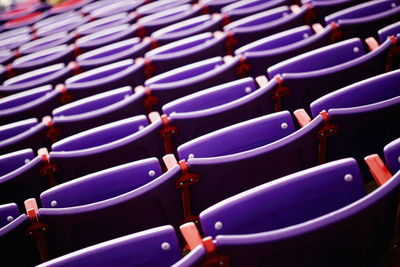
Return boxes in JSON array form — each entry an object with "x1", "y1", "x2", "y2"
[
  {"x1": 384, "y1": 138, "x2": 400, "y2": 174},
  {"x1": 221, "y1": 0, "x2": 290, "y2": 21},
  {"x1": 0, "y1": 85, "x2": 62, "y2": 125},
  {"x1": 223, "y1": 5, "x2": 307, "y2": 53},
  {"x1": 32, "y1": 10, "x2": 80, "y2": 30},
  {"x1": 79, "y1": 0, "x2": 116, "y2": 16},
  {"x1": 177, "y1": 160, "x2": 400, "y2": 266},
  {"x1": 0, "y1": 50, "x2": 15, "y2": 66},
  {"x1": 18, "y1": 31, "x2": 75, "y2": 55},
  {"x1": 0, "y1": 32, "x2": 32, "y2": 51},
  {"x1": 0, "y1": 63, "x2": 75, "y2": 97},
  {"x1": 151, "y1": 14, "x2": 224, "y2": 46},
  {"x1": 49, "y1": 86, "x2": 147, "y2": 139},
  {"x1": 36, "y1": 226, "x2": 181, "y2": 267},
  {"x1": 0, "y1": 202, "x2": 41, "y2": 266},
  {"x1": 266, "y1": 36, "x2": 397, "y2": 113},
  {"x1": 136, "y1": 4, "x2": 202, "y2": 38},
  {"x1": 325, "y1": 0, "x2": 400, "y2": 41},
  {"x1": 378, "y1": 20, "x2": 400, "y2": 42},
  {"x1": 34, "y1": 14, "x2": 88, "y2": 38},
  {"x1": 198, "y1": 0, "x2": 237, "y2": 13},
  {"x1": 88, "y1": 0, "x2": 146, "y2": 20},
  {"x1": 0, "y1": 26, "x2": 31, "y2": 41},
  {"x1": 76, "y1": 38, "x2": 151, "y2": 71},
  {"x1": 10, "y1": 45, "x2": 74, "y2": 75},
  {"x1": 0, "y1": 118, "x2": 50, "y2": 155},
  {"x1": 0, "y1": 149, "x2": 51, "y2": 210},
  {"x1": 46, "y1": 115, "x2": 165, "y2": 183},
  {"x1": 145, "y1": 32, "x2": 227, "y2": 75},
  {"x1": 301, "y1": 0, "x2": 362, "y2": 24},
  {"x1": 137, "y1": 0, "x2": 194, "y2": 16},
  {"x1": 74, "y1": 24, "x2": 137, "y2": 53},
  {"x1": 64, "y1": 59, "x2": 146, "y2": 101},
  {"x1": 142, "y1": 56, "x2": 242, "y2": 112},
  {"x1": 235, "y1": 23, "x2": 332, "y2": 77},
  {"x1": 75, "y1": 12, "x2": 138, "y2": 36},
  {"x1": 2, "y1": 11, "x2": 48, "y2": 30},
  {"x1": 49, "y1": 0, "x2": 92, "y2": 15}
]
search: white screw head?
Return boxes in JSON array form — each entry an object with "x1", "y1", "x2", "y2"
[
  {"x1": 138, "y1": 125, "x2": 145, "y2": 130},
  {"x1": 353, "y1": 47, "x2": 359, "y2": 53},
  {"x1": 148, "y1": 170, "x2": 156, "y2": 177},
  {"x1": 282, "y1": 12, "x2": 288, "y2": 16},
  {"x1": 281, "y1": 123, "x2": 288, "y2": 129},
  {"x1": 391, "y1": 2, "x2": 396, "y2": 8},
  {"x1": 214, "y1": 221, "x2": 223, "y2": 230},
  {"x1": 303, "y1": 33, "x2": 309, "y2": 38},
  {"x1": 188, "y1": 154, "x2": 194, "y2": 159},
  {"x1": 245, "y1": 87, "x2": 252, "y2": 93},
  {"x1": 397, "y1": 156, "x2": 400, "y2": 164},
  {"x1": 344, "y1": 174, "x2": 353, "y2": 182},
  {"x1": 51, "y1": 200, "x2": 58, "y2": 207},
  {"x1": 161, "y1": 242, "x2": 171, "y2": 251},
  {"x1": 24, "y1": 159, "x2": 30, "y2": 164},
  {"x1": 7, "y1": 216, "x2": 14, "y2": 222}
]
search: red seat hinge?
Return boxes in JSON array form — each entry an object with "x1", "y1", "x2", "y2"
[
  {"x1": 137, "y1": 24, "x2": 148, "y2": 39},
  {"x1": 143, "y1": 58, "x2": 156, "y2": 79},
  {"x1": 6, "y1": 64, "x2": 15, "y2": 78},
  {"x1": 71, "y1": 43, "x2": 82, "y2": 57},
  {"x1": 317, "y1": 111, "x2": 338, "y2": 164},
  {"x1": 56, "y1": 84, "x2": 74, "y2": 104},
  {"x1": 24, "y1": 198, "x2": 50, "y2": 262},
  {"x1": 142, "y1": 87, "x2": 159, "y2": 114},
  {"x1": 329, "y1": 22, "x2": 343, "y2": 43},
  {"x1": 68, "y1": 61, "x2": 81, "y2": 76},
  {"x1": 200, "y1": 4, "x2": 210, "y2": 15},
  {"x1": 224, "y1": 31, "x2": 237, "y2": 56},
  {"x1": 236, "y1": 55, "x2": 250, "y2": 78},
  {"x1": 272, "y1": 75, "x2": 290, "y2": 112},
  {"x1": 176, "y1": 161, "x2": 199, "y2": 223},
  {"x1": 42, "y1": 116, "x2": 61, "y2": 145},
  {"x1": 304, "y1": 3, "x2": 316, "y2": 25},
  {"x1": 386, "y1": 36, "x2": 400, "y2": 72},
  {"x1": 160, "y1": 115, "x2": 178, "y2": 155},
  {"x1": 38, "y1": 147, "x2": 58, "y2": 187}
]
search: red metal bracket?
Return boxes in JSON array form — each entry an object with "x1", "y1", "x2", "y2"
[
  {"x1": 56, "y1": 84, "x2": 74, "y2": 104},
  {"x1": 137, "y1": 24, "x2": 148, "y2": 39},
  {"x1": 24, "y1": 198, "x2": 50, "y2": 262},
  {"x1": 386, "y1": 36, "x2": 400, "y2": 72},
  {"x1": 329, "y1": 22, "x2": 343, "y2": 43},
  {"x1": 364, "y1": 154, "x2": 392, "y2": 186},
  {"x1": 70, "y1": 43, "x2": 82, "y2": 57},
  {"x1": 180, "y1": 222, "x2": 230, "y2": 266},
  {"x1": 143, "y1": 58, "x2": 156, "y2": 79},
  {"x1": 176, "y1": 160, "x2": 199, "y2": 223},
  {"x1": 160, "y1": 115, "x2": 178, "y2": 155},
  {"x1": 38, "y1": 147, "x2": 58, "y2": 187},
  {"x1": 236, "y1": 55, "x2": 250, "y2": 78},
  {"x1": 6, "y1": 63, "x2": 15, "y2": 79},
  {"x1": 68, "y1": 61, "x2": 81, "y2": 76},
  {"x1": 272, "y1": 75, "x2": 290, "y2": 112},
  {"x1": 304, "y1": 3, "x2": 316, "y2": 25},
  {"x1": 42, "y1": 116, "x2": 61, "y2": 145},
  {"x1": 14, "y1": 49, "x2": 20, "y2": 58},
  {"x1": 317, "y1": 111, "x2": 338, "y2": 164},
  {"x1": 224, "y1": 31, "x2": 237, "y2": 56},
  {"x1": 221, "y1": 13, "x2": 231, "y2": 27},
  {"x1": 139, "y1": 86, "x2": 159, "y2": 114}
]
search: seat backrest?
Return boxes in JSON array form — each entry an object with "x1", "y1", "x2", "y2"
[
  {"x1": 40, "y1": 158, "x2": 163, "y2": 208},
  {"x1": 76, "y1": 12, "x2": 137, "y2": 36},
  {"x1": 378, "y1": 20, "x2": 400, "y2": 43},
  {"x1": 38, "y1": 166, "x2": 183, "y2": 258},
  {"x1": 200, "y1": 158, "x2": 365, "y2": 237},
  {"x1": 37, "y1": 225, "x2": 181, "y2": 267},
  {"x1": 0, "y1": 203, "x2": 20, "y2": 228},
  {"x1": 89, "y1": 0, "x2": 145, "y2": 19},
  {"x1": 138, "y1": 0, "x2": 192, "y2": 16},
  {"x1": 221, "y1": 0, "x2": 290, "y2": 20},
  {"x1": 19, "y1": 31, "x2": 74, "y2": 55},
  {"x1": 384, "y1": 137, "x2": 400, "y2": 173}
]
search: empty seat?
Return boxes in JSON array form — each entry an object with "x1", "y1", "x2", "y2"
[
  {"x1": 64, "y1": 59, "x2": 146, "y2": 101},
  {"x1": 49, "y1": 86, "x2": 147, "y2": 139},
  {"x1": 49, "y1": 0, "x2": 91, "y2": 15},
  {"x1": 0, "y1": 32, "x2": 32, "y2": 51},
  {"x1": 384, "y1": 137, "x2": 400, "y2": 173},
  {"x1": 137, "y1": 0, "x2": 194, "y2": 16},
  {"x1": 88, "y1": 0, "x2": 146, "y2": 20},
  {"x1": 0, "y1": 203, "x2": 20, "y2": 228},
  {"x1": 221, "y1": 0, "x2": 290, "y2": 21},
  {"x1": 80, "y1": 0, "x2": 116, "y2": 16},
  {"x1": 32, "y1": 11, "x2": 80, "y2": 30},
  {"x1": 378, "y1": 20, "x2": 400, "y2": 42},
  {"x1": 18, "y1": 31, "x2": 75, "y2": 55},
  {"x1": 235, "y1": 24, "x2": 332, "y2": 77},
  {"x1": 37, "y1": 226, "x2": 181, "y2": 267},
  {"x1": 0, "y1": 85, "x2": 62, "y2": 125},
  {"x1": 76, "y1": 38, "x2": 151, "y2": 71},
  {"x1": 198, "y1": 0, "x2": 238, "y2": 13},
  {"x1": 302, "y1": 0, "x2": 362, "y2": 24},
  {"x1": 34, "y1": 14, "x2": 88, "y2": 38},
  {"x1": 2, "y1": 11, "x2": 48, "y2": 30},
  {"x1": 325, "y1": 0, "x2": 400, "y2": 41}
]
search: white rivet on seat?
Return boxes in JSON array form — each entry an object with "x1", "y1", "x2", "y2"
[
  {"x1": 24, "y1": 159, "x2": 30, "y2": 164},
  {"x1": 149, "y1": 170, "x2": 156, "y2": 177},
  {"x1": 161, "y1": 242, "x2": 171, "y2": 251},
  {"x1": 391, "y1": 2, "x2": 396, "y2": 7},
  {"x1": 7, "y1": 216, "x2": 14, "y2": 222},
  {"x1": 344, "y1": 174, "x2": 353, "y2": 182},
  {"x1": 303, "y1": 33, "x2": 309, "y2": 38},
  {"x1": 353, "y1": 47, "x2": 359, "y2": 53},
  {"x1": 51, "y1": 200, "x2": 58, "y2": 207},
  {"x1": 245, "y1": 86, "x2": 252, "y2": 93},
  {"x1": 215, "y1": 221, "x2": 223, "y2": 230},
  {"x1": 138, "y1": 125, "x2": 145, "y2": 130},
  {"x1": 281, "y1": 123, "x2": 288, "y2": 129},
  {"x1": 397, "y1": 156, "x2": 400, "y2": 164},
  {"x1": 188, "y1": 154, "x2": 194, "y2": 159}
]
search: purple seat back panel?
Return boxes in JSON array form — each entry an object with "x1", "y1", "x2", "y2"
[
  {"x1": 41, "y1": 158, "x2": 162, "y2": 208},
  {"x1": 49, "y1": 117, "x2": 164, "y2": 182},
  {"x1": 0, "y1": 203, "x2": 20, "y2": 228},
  {"x1": 384, "y1": 138, "x2": 400, "y2": 174},
  {"x1": 236, "y1": 24, "x2": 332, "y2": 76},
  {"x1": 145, "y1": 57, "x2": 240, "y2": 111},
  {"x1": 89, "y1": 0, "x2": 145, "y2": 19},
  {"x1": 3, "y1": 11, "x2": 49, "y2": 30},
  {"x1": 0, "y1": 149, "x2": 34, "y2": 176},
  {"x1": 38, "y1": 166, "x2": 183, "y2": 258},
  {"x1": 77, "y1": 38, "x2": 150, "y2": 71},
  {"x1": 200, "y1": 158, "x2": 365, "y2": 237},
  {"x1": 147, "y1": 33, "x2": 227, "y2": 75},
  {"x1": 138, "y1": 0, "x2": 193, "y2": 16},
  {"x1": 302, "y1": 0, "x2": 363, "y2": 24},
  {"x1": 182, "y1": 114, "x2": 323, "y2": 216},
  {"x1": 65, "y1": 59, "x2": 146, "y2": 101},
  {"x1": 151, "y1": 14, "x2": 223, "y2": 45},
  {"x1": 378, "y1": 20, "x2": 400, "y2": 43},
  {"x1": 33, "y1": 11, "x2": 80, "y2": 29},
  {"x1": 0, "y1": 33, "x2": 31, "y2": 51},
  {"x1": 0, "y1": 214, "x2": 42, "y2": 266},
  {"x1": 0, "y1": 155, "x2": 49, "y2": 212},
  {"x1": 37, "y1": 226, "x2": 181, "y2": 267},
  {"x1": 0, "y1": 63, "x2": 73, "y2": 96},
  {"x1": 222, "y1": 0, "x2": 290, "y2": 20},
  {"x1": 76, "y1": 12, "x2": 137, "y2": 36},
  {"x1": 0, "y1": 85, "x2": 61, "y2": 125},
  {"x1": 214, "y1": 169, "x2": 400, "y2": 267},
  {"x1": 325, "y1": 0, "x2": 400, "y2": 40},
  {"x1": 266, "y1": 37, "x2": 393, "y2": 113},
  {"x1": 49, "y1": 0, "x2": 92, "y2": 15},
  {"x1": 19, "y1": 32, "x2": 75, "y2": 55},
  {"x1": 80, "y1": 0, "x2": 116, "y2": 15},
  {"x1": 224, "y1": 6, "x2": 307, "y2": 49},
  {"x1": 171, "y1": 245, "x2": 205, "y2": 267}
]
